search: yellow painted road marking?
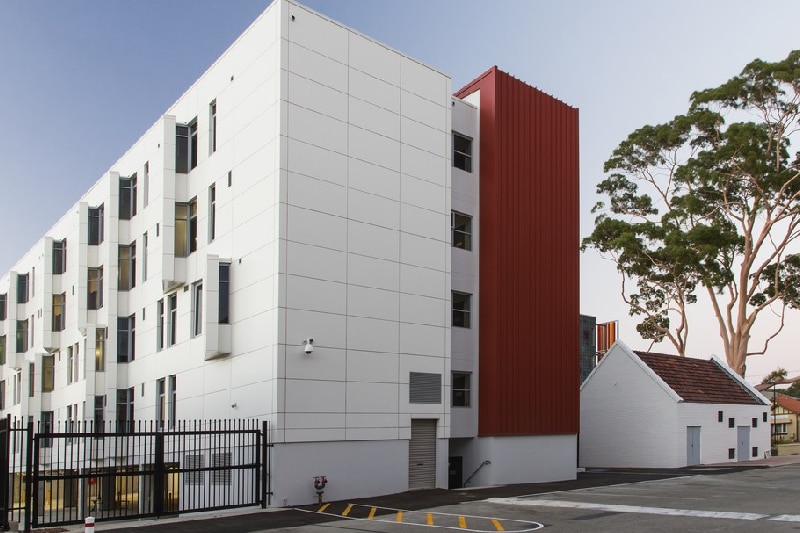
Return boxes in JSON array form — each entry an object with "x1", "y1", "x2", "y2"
[
  {"x1": 396, "y1": 511, "x2": 403, "y2": 522},
  {"x1": 367, "y1": 507, "x2": 377, "y2": 520},
  {"x1": 342, "y1": 504, "x2": 354, "y2": 516},
  {"x1": 317, "y1": 503, "x2": 330, "y2": 513},
  {"x1": 459, "y1": 515, "x2": 467, "y2": 528},
  {"x1": 492, "y1": 518, "x2": 505, "y2": 531},
  {"x1": 426, "y1": 512, "x2": 434, "y2": 525}
]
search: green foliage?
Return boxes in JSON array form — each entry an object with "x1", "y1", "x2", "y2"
[
  {"x1": 583, "y1": 50, "x2": 800, "y2": 370},
  {"x1": 762, "y1": 367, "x2": 788, "y2": 384}
]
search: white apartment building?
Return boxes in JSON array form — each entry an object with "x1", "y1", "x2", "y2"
[{"x1": 0, "y1": 0, "x2": 580, "y2": 506}]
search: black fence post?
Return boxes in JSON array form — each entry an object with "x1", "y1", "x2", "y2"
[
  {"x1": 153, "y1": 431, "x2": 165, "y2": 517},
  {"x1": 261, "y1": 421, "x2": 269, "y2": 508},
  {"x1": 23, "y1": 421, "x2": 34, "y2": 533},
  {"x1": 0, "y1": 415, "x2": 10, "y2": 531}
]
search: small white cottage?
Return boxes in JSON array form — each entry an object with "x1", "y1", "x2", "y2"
[{"x1": 580, "y1": 341, "x2": 770, "y2": 468}]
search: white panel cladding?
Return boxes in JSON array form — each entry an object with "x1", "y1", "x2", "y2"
[{"x1": 677, "y1": 403, "x2": 770, "y2": 464}]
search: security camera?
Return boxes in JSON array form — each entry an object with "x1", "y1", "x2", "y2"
[{"x1": 303, "y1": 338, "x2": 314, "y2": 354}]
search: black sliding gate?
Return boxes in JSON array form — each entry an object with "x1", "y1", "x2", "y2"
[{"x1": 0, "y1": 417, "x2": 271, "y2": 530}]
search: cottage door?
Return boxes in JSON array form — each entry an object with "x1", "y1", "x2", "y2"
[
  {"x1": 737, "y1": 426, "x2": 750, "y2": 461},
  {"x1": 686, "y1": 426, "x2": 701, "y2": 466}
]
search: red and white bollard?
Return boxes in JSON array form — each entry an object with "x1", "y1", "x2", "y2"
[{"x1": 85, "y1": 516, "x2": 95, "y2": 533}]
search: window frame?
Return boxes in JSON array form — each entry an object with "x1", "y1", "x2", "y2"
[
  {"x1": 52, "y1": 239, "x2": 67, "y2": 274},
  {"x1": 117, "y1": 315, "x2": 136, "y2": 363},
  {"x1": 168, "y1": 293, "x2": 177, "y2": 347},
  {"x1": 451, "y1": 211, "x2": 473, "y2": 251},
  {"x1": 87, "y1": 267, "x2": 104, "y2": 310},
  {"x1": 192, "y1": 282, "x2": 203, "y2": 337},
  {"x1": 452, "y1": 131, "x2": 473, "y2": 173},
  {"x1": 88, "y1": 205, "x2": 104, "y2": 245},
  {"x1": 118, "y1": 242, "x2": 136, "y2": 291},
  {"x1": 52, "y1": 293, "x2": 66, "y2": 332},
  {"x1": 452, "y1": 291, "x2": 472, "y2": 329},
  {"x1": 119, "y1": 174, "x2": 138, "y2": 220},
  {"x1": 452, "y1": 371, "x2": 472, "y2": 407}
]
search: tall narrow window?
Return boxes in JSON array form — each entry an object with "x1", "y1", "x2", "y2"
[
  {"x1": 67, "y1": 346, "x2": 75, "y2": 384},
  {"x1": 13, "y1": 372, "x2": 20, "y2": 405},
  {"x1": 142, "y1": 232, "x2": 148, "y2": 281},
  {"x1": 28, "y1": 363, "x2": 34, "y2": 398},
  {"x1": 88, "y1": 205, "x2": 104, "y2": 245},
  {"x1": 31, "y1": 268, "x2": 35, "y2": 297},
  {"x1": 118, "y1": 243, "x2": 136, "y2": 290},
  {"x1": 189, "y1": 120, "x2": 198, "y2": 169},
  {"x1": 156, "y1": 378, "x2": 166, "y2": 428},
  {"x1": 40, "y1": 411, "x2": 53, "y2": 447},
  {"x1": 168, "y1": 294, "x2": 177, "y2": 346},
  {"x1": 95, "y1": 328, "x2": 106, "y2": 372},
  {"x1": 17, "y1": 273, "x2": 29, "y2": 304},
  {"x1": 0, "y1": 294, "x2": 6, "y2": 320},
  {"x1": 117, "y1": 315, "x2": 135, "y2": 363},
  {"x1": 451, "y1": 211, "x2": 473, "y2": 251},
  {"x1": 0, "y1": 336, "x2": 5, "y2": 365},
  {"x1": 176, "y1": 125, "x2": 189, "y2": 174},
  {"x1": 175, "y1": 200, "x2": 197, "y2": 257},
  {"x1": 452, "y1": 291, "x2": 472, "y2": 328},
  {"x1": 168, "y1": 375, "x2": 177, "y2": 428},
  {"x1": 452, "y1": 131, "x2": 473, "y2": 172},
  {"x1": 192, "y1": 282, "x2": 203, "y2": 337},
  {"x1": 119, "y1": 174, "x2": 137, "y2": 220},
  {"x1": 16, "y1": 320, "x2": 28, "y2": 353},
  {"x1": 208, "y1": 184, "x2": 216, "y2": 243},
  {"x1": 219, "y1": 263, "x2": 230, "y2": 324},
  {"x1": 116, "y1": 388, "x2": 134, "y2": 432},
  {"x1": 42, "y1": 355, "x2": 54, "y2": 392},
  {"x1": 52, "y1": 293, "x2": 66, "y2": 331},
  {"x1": 94, "y1": 395, "x2": 105, "y2": 434},
  {"x1": 53, "y1": 239, "x2": 67, "y2": 274},
  {"x1": 72, "y1": 343, "x2": 79, "y2": 382},
  {"x1": 209, "y1": 100, "x2": 217, "y2": 154},
  {"x1": 143, "y1": 161, "x2": 150, "y2": 208},
  {"x1": 88, "y1": 267, "x2": 103, "y2": 309},
  {"x1": 157, "y1": 299, "x2": 165, "y2": 351},
  {"x1": 452, "y1": 372, "x2": 472, "y2": 407},
  {"x1": 0, "y1": 381, "x2": 5, "y2": 410}
]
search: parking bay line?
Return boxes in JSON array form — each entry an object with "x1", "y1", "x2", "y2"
[{"x1": 489, "y1": 498, "x2": 767, "y2": 521}]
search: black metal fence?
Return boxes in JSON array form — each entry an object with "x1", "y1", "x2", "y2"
[{"x1": 0, "y1": 417, "x2": 271, "y2": 530}]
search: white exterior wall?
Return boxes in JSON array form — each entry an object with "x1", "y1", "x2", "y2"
[
  {"x1": 677, "y1": 403, "x2": 770, "y2": 464},
  {"x1": 580, "y1": 344, "x2": 682, "y2": 468}
]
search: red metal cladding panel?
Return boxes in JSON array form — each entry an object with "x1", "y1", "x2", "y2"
[{"x1": 456, "y1": 68, "x2": 580, "y2": 436}]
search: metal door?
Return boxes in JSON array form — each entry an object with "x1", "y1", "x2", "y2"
[
  {"x1": 686, "y1": 426, "x2": 701, "y2": 466},
  {"x1": 737, "y1": 426, "x2": 750, "y2": 462},
  {"x1": 409, "y1": 420, "x2": 437, "y2": 489}
]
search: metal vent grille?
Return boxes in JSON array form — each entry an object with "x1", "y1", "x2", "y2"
[
  {"x1": 184, "y1": 454, "x2": 205, "y2": 485},
  {"x1": 410, "y1": 372, "x2": 442, "y2": 404},
  {"x1": 212, "y1": 452, "x2": 232, "y2": 485}
]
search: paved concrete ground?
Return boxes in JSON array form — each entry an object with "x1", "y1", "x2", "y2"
[{"x1": 60, "y1": 456, "x2": 800, "y2": 532}]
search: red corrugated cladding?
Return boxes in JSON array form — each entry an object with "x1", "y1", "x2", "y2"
[{"x1": 456, "y1": 67, "x2": 580, "y2": 436}]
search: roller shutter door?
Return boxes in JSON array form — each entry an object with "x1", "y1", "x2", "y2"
[{"x1": 409, "y1": 419, "x2": 437, "y2": 489}]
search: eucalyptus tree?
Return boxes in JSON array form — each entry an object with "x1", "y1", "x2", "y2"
[{"x1": 584, "y1": 51, "x2": 800, "y2": 376}]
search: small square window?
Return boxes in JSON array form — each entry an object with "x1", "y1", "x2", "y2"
[
  {"x1": 728, "y1": 448, "x2": 735, "y2": 460},
  {"x1": 728, "y1": 417, "x2": 734, "y2": 428}
]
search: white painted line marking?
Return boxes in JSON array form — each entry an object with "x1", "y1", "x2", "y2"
[
  {"x1": 771, "y1": 515, "x2": 800, "y2": 522},
  {"x1": 489, "y1": 498, "x2": 768, "y2": 521}
]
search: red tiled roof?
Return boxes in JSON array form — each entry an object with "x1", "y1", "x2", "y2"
[
  {"x1": 634, "y1": 351, "x2": 764, "y2": 405},
  {"x1": 777, "y1": 394, "x2": 800, "y2": 414}
]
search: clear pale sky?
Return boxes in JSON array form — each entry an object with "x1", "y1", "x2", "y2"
[{"x1": 2, "y1": 1, "x2": 799, "y2": 383}]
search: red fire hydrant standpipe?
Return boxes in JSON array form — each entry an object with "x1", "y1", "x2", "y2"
[{"x1": 313, "y1": 476, "x2": 328, "y2": 504}]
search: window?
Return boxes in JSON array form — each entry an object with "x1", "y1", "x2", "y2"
[
  {"x1": 774, "y1": 423, "x2": 789, "y2": 435},
  {"x1": 168, "y1": 375, "x2": 176, "y2": 428},
  {"x1": 452, "y1": 372, "x2": 472, "y2": 407},
  {"x1": 176, "y1": 124, "x2": 189, "y2": 173},
  {"x1": 752, "y1": 417, "x2": 758, "y2": 428},
  {"x1": 219, "y1": 263, "x2": 230, "y2": 324},
  {"x1": 156, "y1": 378, "x2": 166, "y2": 428},
  {"x1": 142, "y1": 232, "x2": 148, "y2": 281},
  {"x1": 13, "y1": 372, "x2": 20, "y2": 405},
  {"x1": 752, "y1": 446, "x2": 758, "y2": 458},
  {"x1": 208, "y1": 184, "x2": 216, "y2": 243},
  {"x1": 118, "y1": 243, "x2": 136, "y2": 290},
  {"x1": 66, "y1": 404, "x2": 76, "y2": 443},
  {"x1": 728, "y1": 417, "x2": 735, "y2": 428},
  {"x1": 192, "y1": 283, "x2": 203, "y2": 337},
  {"x1": 453, "y1": 131, "x2": 473, "y2": 172},
  {"x1": 157, "y1": 299, "x2": 165, "y2": 351},
  {"x1": 227, "y1": 170, "x2": 232, "y2": 187},
  {"x1": 0, "y1": 294, "x2": 6, "y2": 320},
  {"x1": 16, "y1": 320, "x2": 28, "y2": 353},
  {"x1": 119, "y1": 174, "x2": 137, "y2": 220},
  {"x1": 175, "y1": 199, "x2": 197, "y2": 257},
  {"x1": 0, "y1": 381, "x2": 4, "y2": 410},
  {"x1": 117, "y1": 315, "x2": 135, "y2": 363},
  {"x1": 763, "y1": 412, "x2": 768, "y2": 423},
  {"x1": 29, "y1": 314, "x2": 34, "y2": 348},
  {"x1": 168, "y1": 294, "x2": 177, "y2": 346},
  {"x1": 52, "y1": 293, "x2": 66, "y2": 331},
  {"x1": 31, "y1": 268, "x2": 35, "y2": 297},
  {"x1": 728, "y1": 448, "x2": 735, "y2": 459},
  {"x1": 28, "y1": 363, "x2": 34, "y2": 398},
  {"x1": 53, "y1": 239, "x2": 67, "y2": 274},
  {"x1": 410, "y1": 372, "x2": 442, "y2": 404},
  {"x1": 190, "y1": 120, "x2": 198, "y2": 169},
  {"x1": 718, "y1": 410, "x2": 723, "y2": 422},
  {"x1": 67, "y1": 346, "x2": 76, "y2": 384},
  {"x1": 41, "y1": 411, "x2": 53, "y2": 448},
  {"x1": 42, "y1": 355, "x2": 54, "y2": 392},
  {"x1": 143, "y1": 162, "x2": 150, "y2": 208},
  {"x1": 88, "y1": 205, "x2": 104, "y2": 245},
  {"x1": 0, "y1": 336, "x2": 5, "y2": 365},
  {"x1": 452, "y1": 291, "x2": 472, "y2": 328},
  {"x1": 94, "y1": 395, "x2": 105, "y2": 434},
  {"x1": 17, "y1": 273, "x2": 29, "y2": 304},
  {"x1": 451, "y1": 211, "x2": 472, "y2": 250},
  {"x1": 209, "y1": 100, "x2": 217, "y2": 154},
  {"x1": 88, "y1": 267, "x2": 103, "y2": 309},
  {"x1": 95, "y1": 328, "x2": 106, "y2": 371},
  {"x1": 116, "y1": 388, "x2": 134, "y2": 432}
]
